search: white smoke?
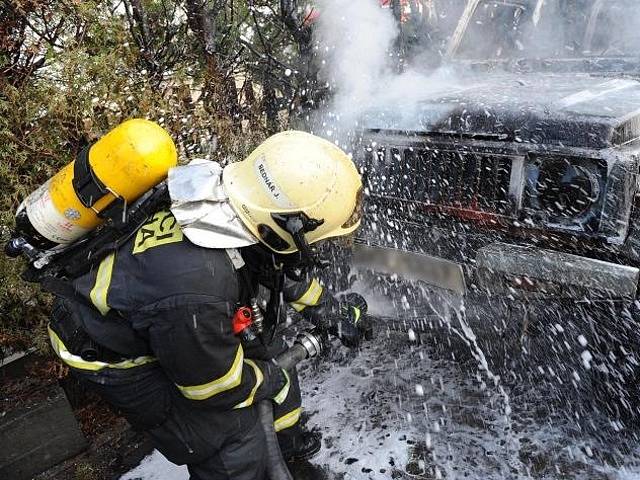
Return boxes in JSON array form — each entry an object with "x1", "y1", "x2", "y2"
[
  {"x1": 314, "y1": 0, "x2": 397, "y2": 120},
  {"x1": 312, "y1": 0, "x2": 461, "y2": 144},
  {"x1": 311, "y1": 0, "x2": 640, "y2": 145}
]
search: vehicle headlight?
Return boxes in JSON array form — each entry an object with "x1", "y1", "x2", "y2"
[{"x1": 524, "y1": 155, "x2": 606, "y2": 234}]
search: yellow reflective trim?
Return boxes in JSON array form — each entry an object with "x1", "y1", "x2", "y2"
[
  {"x1": 234, "y1": 359, "x2": 264, "y2": 409},
  {"x1": 177, "y1": 346, "x2": 244, "y2": 400},
  {"x1": 274, "y1": 407, "x2": 302, "y2": 432},
  {"x1": 273, "y1": 369, "x2": 291, "y2": 405},
  {"x1": 48, "y1": 326, "x2": 156, "y2": 371},
  {"x1": 291, "y1": 278, "x2": 323, "y2": 312},
  {"x1": 89, "y1": 253, "x2": 115, "y2": 315},
  {"x1": 132, "y1": 210, "x2": 183, "y2": 255}
]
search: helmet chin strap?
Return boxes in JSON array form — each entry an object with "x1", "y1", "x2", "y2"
[{"x1": 271, "y1": 212, "x2": 329, "y2": 269}]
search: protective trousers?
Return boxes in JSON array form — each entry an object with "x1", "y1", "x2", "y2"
[{"x1": 73, "y1": 359, "x2": 302, "y2": 480}]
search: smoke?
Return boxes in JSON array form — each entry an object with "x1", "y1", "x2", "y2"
[
  {"x1": 311, "y1": 0, "x2": 640, "y2": 145},
  {"x1": 312, "y1": 0, "x2": 397, "y2": 138},
  {"x1": 312, "y1": 0, "x2": 460, "y2": 145}
]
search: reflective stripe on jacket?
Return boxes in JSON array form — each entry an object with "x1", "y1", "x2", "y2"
[
  {"x1": 59, "y1": 210, "x2": 273, "y2": 409},
  {"x1": 52, "y1": 210, "x2": 340, "y2": 411},
  {"x1": 48, "y1": 326, "x2": 156, "y2": 371}
]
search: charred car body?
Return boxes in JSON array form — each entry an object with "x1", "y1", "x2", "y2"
[{"x1": 352, "y1": 0, "x2": 640, "y2": 420}]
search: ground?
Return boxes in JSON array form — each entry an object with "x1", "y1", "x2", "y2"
[{"x1": 121, "y1": 281, "x2": 640, "y2": 480}]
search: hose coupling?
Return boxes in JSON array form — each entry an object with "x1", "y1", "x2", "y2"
[{"x1": 295, "y1": 330, "x2": 324, "y2": 359}]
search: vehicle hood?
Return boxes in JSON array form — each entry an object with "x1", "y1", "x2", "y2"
[{"x1": 362, "y1": 72, "x2": 640, "y2": 149}]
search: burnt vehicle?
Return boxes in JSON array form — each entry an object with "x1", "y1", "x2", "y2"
[{"x1": 352, "y1": 0, "x2": 640, "y2": 420}]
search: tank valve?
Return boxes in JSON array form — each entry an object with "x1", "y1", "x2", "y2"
[
  {"x1": 4, "y1": 237, "x2": 26, "y2": 258},
  {"x1": 4, "y1": 237, "x2": 40, "y2": 262}
]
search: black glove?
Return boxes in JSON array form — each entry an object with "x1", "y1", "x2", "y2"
[
  {"x1": 260, "y1": 361, "x2": 289, "y2": 403},
  {"x1": 242, "y1": 335, "x2": 271, "y2": 361},
  {"x1": 331, "y1": 293, "x2": 370, "y2": 348},
  {"x1": 342, "y1": 293, "x2": 368, "y2": 315}
]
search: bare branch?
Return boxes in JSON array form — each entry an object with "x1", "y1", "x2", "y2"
[
  {"x1": 185, "y1": 0, "x2": 226, "y2": 57},
  {"x1": 130, "y1": 0, "x2": 153, "y2": 53},
  {"x1": 123, "y1": 0, "x2": 161, "y2": 77},
  {"x1": 280, "y1": 0, "x2": 311, "y2": 47}
]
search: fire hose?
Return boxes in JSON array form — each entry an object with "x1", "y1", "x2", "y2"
[
  {"x1": 259, "y1": 314, "x2": 440, "y2": 479},
  {"x1": 260, "y1": 330, "x2": 324, "y2": 480}
]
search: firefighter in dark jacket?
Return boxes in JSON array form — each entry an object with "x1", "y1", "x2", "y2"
[{"x1": 48, "y1": 131, "x2": 366, "y2": 479}]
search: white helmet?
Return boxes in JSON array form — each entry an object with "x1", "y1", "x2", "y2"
[{"x1": 223, "y1": 131, "x2": 363, "y2": 257}]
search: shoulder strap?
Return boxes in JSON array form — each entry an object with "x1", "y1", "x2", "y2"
[
  {"x1": 41, "y1": 276, "x2": 87, "y2": 302},
  {"x1": 225, "y1": 248, "x2": 246, "y2": 270},
  {"x1": 227, "y1": 248, "x2": 256, "y2": 307}
]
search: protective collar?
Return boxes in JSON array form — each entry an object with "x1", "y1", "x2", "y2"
[{"x1": 168, "y1": 159, "x2": 259, "y2": 249}]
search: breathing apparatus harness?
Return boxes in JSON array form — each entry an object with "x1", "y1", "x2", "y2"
[
  {"x1": 7, "y1": 181, "x2": 171, "y2": 284},
  {"x1": 231, "y1": 208, "x2": 332, "y2": 348}
]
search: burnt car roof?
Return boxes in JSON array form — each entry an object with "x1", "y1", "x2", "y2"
[{"x1": 362, "y1": 72, "x2": 640, "y2": 149}]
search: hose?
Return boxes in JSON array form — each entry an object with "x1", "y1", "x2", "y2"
[
  {"x1": 260, "y1": 342, "x2": 317, "y2": 480},
  {"x1": 259, "y1": 400, "x2": 293, "y2": 480},
  {"x1": 276, "y1": 342, "x2": 314, "y2": 370},
  {"x1": 258, "y1": 317, "x2": 435, "y2": 479}
]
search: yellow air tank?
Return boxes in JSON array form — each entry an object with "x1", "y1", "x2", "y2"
[{"x1": 14, "y1": 119, "x2": 177, "y2": 249}]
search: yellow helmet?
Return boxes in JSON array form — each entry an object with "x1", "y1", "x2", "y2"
[{"x1": 223, "y1": 131, "x2": 363, "y2": 256}]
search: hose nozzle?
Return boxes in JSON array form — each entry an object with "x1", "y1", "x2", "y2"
[
  {"x1": 275, "y1": 330, "x2": 327, "y2": 371},
  {"x1": 295, "y1": 330, "x2": 324, "y2": 358}
]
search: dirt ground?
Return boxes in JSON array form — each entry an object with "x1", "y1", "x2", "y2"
[{"x1": 1, "y1": 354, "x2": 153, "y2": 480}]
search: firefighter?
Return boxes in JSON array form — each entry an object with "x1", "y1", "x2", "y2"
[{"x1": 47, "y1": 130, "x2": 367, "y2": 480}]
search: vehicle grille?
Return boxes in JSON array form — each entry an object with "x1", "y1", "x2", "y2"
[{"x1": 364, "y1": 146, "x2": 513, "y2": 215}]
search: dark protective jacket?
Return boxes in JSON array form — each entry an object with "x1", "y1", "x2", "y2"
[{"x1": 49, "y1": 209, "x2": 337, "y2": 425}]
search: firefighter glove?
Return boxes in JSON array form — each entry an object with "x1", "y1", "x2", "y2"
[
  {"x1": 261, "y1": 361, "x2": 290, "y2": 404},
  {"x1": 331, "y1": 293, "x2": 370, "y2": 348}
]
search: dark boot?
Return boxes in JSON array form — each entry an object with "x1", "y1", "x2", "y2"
[{"x1": 279, "y1": 429, "x2": 322, "y2": 461}]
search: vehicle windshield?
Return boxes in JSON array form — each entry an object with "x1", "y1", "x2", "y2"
[{"x1": 419, "y1": 0, "x2": 640, "y2": 60}]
